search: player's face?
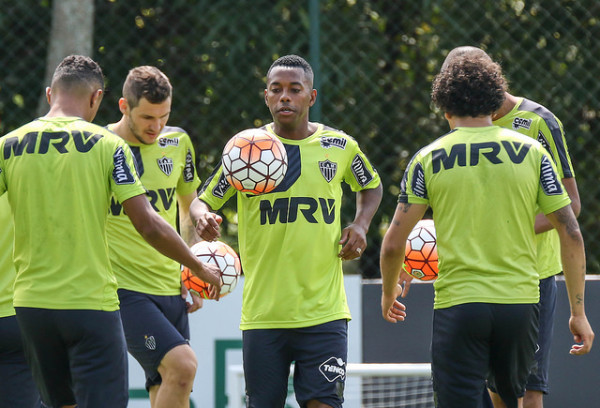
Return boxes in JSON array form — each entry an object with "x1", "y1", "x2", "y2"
[
  {"x1": 265, "y1": 67, "x2": 316, "y2": 130},
  {"x1": 123, "y1": 97, "x2": 171, "y2": 145}
]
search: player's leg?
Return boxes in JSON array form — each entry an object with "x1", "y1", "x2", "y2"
[
  {"x1": 0, "y1": 314, "x2": 41, "y2": 408},
  {"x1": 292, "y1": 319, "x2": 347, "y2": 408},
  {"x1": 523, "y1": 276, "x2": 556, "y2": 408},
  {"x1": 62, "y1": 309, "x2": 129, "y2": 408},
  {"x1": 118, "y1": 289, "x2": 193, "y2": 408},
  {"x1": 243, "y1": 328, "x2": 292, "y2": 407},
  {"x1": 431, "y1": 303, "x2": 492, "y2": 408},
  {"x1": 151, "y1": 344, "x2": 197, "y2": 407},
  {"x1": 15, "y1": 307, "x2": 82, "y2": 407},
  {"x1": 487, "y1": 303, "x2": 539, "y2": 408}
]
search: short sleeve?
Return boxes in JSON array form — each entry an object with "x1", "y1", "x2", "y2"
[
  {"x1": 342, "y1": 141, "x2": 381, "y2": 192},
  {"x1": 398, "y1": 153, "x2": 429, "y2": 205},
  {"x1": 537, "y1": 152, "x2": 571, "y2": 215},
  {"x1": 109, "y1": 141, "x2": 146, "y2": 202},
  {"x1": 176, "y1": 133, "x2": 201, "y2": 195},
  {"x1": 198, "y1": 162, "x2": 237, "y2": 210}
]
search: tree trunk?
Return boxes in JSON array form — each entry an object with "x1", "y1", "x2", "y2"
[{"x1": 37, "y1": 0, "x2": 95, "y2": 117}]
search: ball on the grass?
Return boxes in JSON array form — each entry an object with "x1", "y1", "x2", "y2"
[
  {"x1": 404, "y1": 219, "x2": 438, "y2": 281},
  {"x1": 221, "y1": 128, "x2": 288, "y2": 195},
  {"x1": 182, "y1": 240, "x2": 242, "y2": 299}
]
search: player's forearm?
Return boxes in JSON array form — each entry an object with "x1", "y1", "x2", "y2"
[
  {"x1": 179, "y1": 213, "x2": 198, "y2": 245},
  {"x1": 124, "y1": 195, "x2": 201, "y2": 268},
  {"x1": 353, "y1": 184, "x2": 383, "y2": 231},
  {"x1": 380, "y1": 248, "x2": 405, "y2": 297},
  {"x1": 547, "y1": 206, "x2": 587, "y2": 316},
  {"x1": 189, "y1": 197, "x2": 213, "y2": 224},
  {"x1": 560, "y1": 233, "x2": 587, "y2": 316}
]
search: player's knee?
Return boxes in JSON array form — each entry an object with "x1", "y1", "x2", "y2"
[{"x1": 160, "y1": 345, "x2": 197, "y2": 382}]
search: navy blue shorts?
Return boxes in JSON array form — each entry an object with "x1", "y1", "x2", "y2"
[
  {"x1": 0, "y1": 315, "x2": 41, "y2": 408},
  {"x1": 118, "y1": 289, "x2": 190, "y2": 391},
  {"x1": 432, "y1": 303, "x2": 539, "y2": 408},
  {"x1": 15, "y1": 307, "x2": 128, "y2": 408},
  {"x1": 526, "y1": 276, "x2": 556, "y2": 394},
  {"x1": 243, "y1": 319, "x2": 348, "y2": 408}
]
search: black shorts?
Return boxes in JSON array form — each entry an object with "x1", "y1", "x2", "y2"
[
  {"x1": 15, "y1": 307, "x2": 128, "y2": 408},
  {"x1": 0, "y1": 315, "x2": 41, "y2": 408},
  {"x1": 243, "y1": 319, "x2": 348, "y2": 408},
  {"x1": 118, "y1": 289, "x2": 190, "y2": 391},
  {"x1": 526, "y1": 276, "x2": 556, "y2": 394},
  {"x1": 432, "y1": 303, "x2": 539, "y2": 408}
]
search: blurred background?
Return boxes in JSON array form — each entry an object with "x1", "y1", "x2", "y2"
[{"x1": 1, "y1": 0, "x2": 599, "y2": 276}]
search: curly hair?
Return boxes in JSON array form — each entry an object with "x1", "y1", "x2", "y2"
[
  {"x1": 122, "y1": 66, "x2": 172, "y2": 108},
  {"x1": 51, "y1": 55, "x2": 104, "y2": 92},
  {"x1": 267, "y1": 54, "x2": 314, "y2": 85},
  {"x1": 432, "y1": 55, "x2": 506, "y2": 117}
]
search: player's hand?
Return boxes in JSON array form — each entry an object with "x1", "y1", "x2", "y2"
[
  {"x1": 381, "y1": 287, "x2": 406, "y2": 323},
  {"x1": 181, "y1": 284, "x2": 204, "y2": 313},
  {"x1": 398, "y1": 270, "x2": 414, "y2": 298},
  {"x1": 568, "y1": 314, "x2": 594, "y2": 355},
  {"x1": 191, "y1": 262, "x2": 222, "y2": 300},
  {"x1": 338, "y1": 223, "x2": 367, "y2": 260},
  {"x1": 194, "y1": 212, "x2": 223, "y2": 241}
]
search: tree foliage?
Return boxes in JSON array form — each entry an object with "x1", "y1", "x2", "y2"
[{"x1": 1, "y1": 0, "x2": 599, "y2": 273}]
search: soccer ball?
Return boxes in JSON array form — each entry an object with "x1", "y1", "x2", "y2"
[
  {"x1": 221, "y1": 128, "x2": 288, "y2": 195},
  {"x1": 404, "y1": 219, "x2": 438, "y2": 281},
  {"x1": 182, "y1": 240, "x2": 242, "y2": 299}
]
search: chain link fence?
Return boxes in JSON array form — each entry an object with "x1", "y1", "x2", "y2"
[{"x1": 1, "y1": 0, "x2": 599, "y2": 274}]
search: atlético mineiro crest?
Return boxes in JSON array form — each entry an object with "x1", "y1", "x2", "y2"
[
  {"x1": 144, "y1": 335, "x2": 156, "y2": 350},
  {"x1": 319, "y1": 160, "x2": 337, "y2": 182},
  {"x1": 157, "y1": 157, "x2": 174, "y2": 176}
]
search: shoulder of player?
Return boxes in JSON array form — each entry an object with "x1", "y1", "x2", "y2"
[
  {"x1": 160, "y1": 125, "x2": 190, "y2": 138},
  {"x1": 516, "y1": 98, "x2": 563, "y2": 128},
  {"x1": 316, "y1": 124, "x2": 362, "y2": 149}
]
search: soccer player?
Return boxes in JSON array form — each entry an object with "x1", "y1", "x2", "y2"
[
  {"x1": 191, "y1": 54, "x2": 383, "y2": 408},
  {"x1": 0, "y1": 55, "x2": 221, "y2": 408},
  {"x1": 0, "y1": 195, "x2": 41, "y2": 408},
  {"x1": 399, "y1": 46, "x2": 583, "y2": 408},
  {"x1": 106, "y1": 66, "x2": 203, "y2": 408},
  {"x1": 380, "y1": 53, "x2": 594, "y2": 408}
]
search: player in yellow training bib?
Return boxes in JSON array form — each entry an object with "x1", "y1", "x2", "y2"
[
  {"x1": 106, "y1": 66, "x2": 204, "y2": 408},
  {"x1": 0, "y1": 56, "x2": 220, "y2": 408},
  {"x1": 380, "y1": 52, "x2": 593, "y2": 408},
  {"x1": 192, "y1": 55, "x2": 383, "y2": 408}
]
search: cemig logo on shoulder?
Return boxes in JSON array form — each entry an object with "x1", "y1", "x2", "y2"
[
  {"x1": 512, "y1": 117, "x2": 532, "y2": 130},
  {"x1": 320, "y1": 136, "x2": 347, "y2": 150},
  {"x1": 158, "y1": 137, "x2": 179, "y2": 147},
  {"x1": 319, "y1": 357, "x2": 346, "y2": 382}
]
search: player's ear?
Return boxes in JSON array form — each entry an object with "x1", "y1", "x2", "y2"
[
  {"x1": 45, "y1": 87, "x2": 52, "y2": 105},
  {"x1": 119, "y1": 97, "x2": 129, "y2": 115},
  {"x1": 264, "y1": 89, "x2": 268, "y2": 106},
  {"x1": 91, "y1": 89, "x2": 103, "y2": 109},
  {"x1": 309, "y1": 89, "x2": 317, "y2": 107}
]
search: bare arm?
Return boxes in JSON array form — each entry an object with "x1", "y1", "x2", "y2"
[
  {"x1": 190, "y1": 197, "x2": 223, "y2": 241},
  {"x1": 380, "y1": 202, "x2": 427, "y2": 323},
  {"x1": 545, "y1": 204, "x2": 594, "y2": 355},
  {"x1": 339, "y1": 183, "x2": 383, "y2": 260},
  {"x1": 178, "y1": 190, "x2": 201, "y2": 245},
  {"x1": 178, "y1": 190, "x2": 204, "y2": 312},
  {"x1": 122, "y1": 194, "x2": 221, "y2": 295},
  {"x1": 535, "y1": 177, "x2": 581, "y2": 233}
]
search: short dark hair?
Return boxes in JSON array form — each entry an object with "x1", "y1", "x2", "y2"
[
  {"x1": 431, "y1": 55, "x2": 506, "y2": 117},
  {"x1": 122, "y1": 66, "x2": 172, "y2": 108},
  {"x1": 267, "y1": 54, "x2": 314, "y2": 85},
  {"x1": 51, "y1": 55, "x2": 104, "y2": 92}
]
